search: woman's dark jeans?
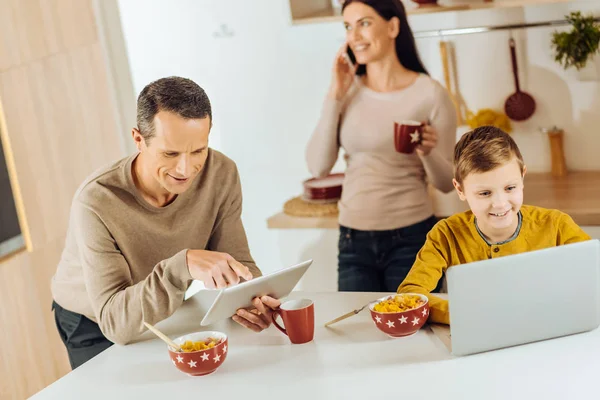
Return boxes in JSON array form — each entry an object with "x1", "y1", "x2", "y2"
[{"x1": 338, "y1": 215, "x2": 438, "y2": 292}]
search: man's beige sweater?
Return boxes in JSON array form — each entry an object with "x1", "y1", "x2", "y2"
[{"x1": 51, "y1": 149, "x2": 261, "y2": 345}]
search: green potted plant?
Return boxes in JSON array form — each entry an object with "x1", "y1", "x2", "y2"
[{"x1": 551, "y1": 11, "x2": 600, "y2": 80}]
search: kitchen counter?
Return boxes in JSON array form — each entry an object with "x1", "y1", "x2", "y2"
[{"x1": 267, "y1": 171, "x2": 600, "y2": 229}]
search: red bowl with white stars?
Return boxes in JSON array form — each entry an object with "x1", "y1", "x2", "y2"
[
  {"x1": 368, "y1": 294, "x2": 430, "y2": 338},
  {"x1": 167, "y1": 331, "x2": 228, "y2": 376}
]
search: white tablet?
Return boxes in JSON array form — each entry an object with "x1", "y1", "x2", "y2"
[{"x1": 199, "y1": 259, "x2": 313, "y2": 326}]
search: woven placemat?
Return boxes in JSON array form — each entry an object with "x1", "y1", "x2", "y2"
[{"x1": 283, "y1": 196, "x2": 339, "y2": 217}]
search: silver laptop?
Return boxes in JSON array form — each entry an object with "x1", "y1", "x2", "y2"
[{"x1": 446, "y1": 239, "x2": 600, "y2": 356}]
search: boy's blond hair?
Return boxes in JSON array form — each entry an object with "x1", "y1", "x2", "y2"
[{"x1": 453, "y1": 126, "x2": 525, "y2": 185}]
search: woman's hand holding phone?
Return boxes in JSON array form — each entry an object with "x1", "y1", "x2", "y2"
[{"x1": 328, "y1": 43, "x2": 357, "y2": 101}]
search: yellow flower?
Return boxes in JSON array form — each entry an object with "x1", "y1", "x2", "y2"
[{"x1": 466, "y1": 109, "x2": 512, "y2": 133}]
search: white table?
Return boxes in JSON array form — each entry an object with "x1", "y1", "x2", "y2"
[{"x1": 31, "y1": 291, "x2": 600, "y2": 400}]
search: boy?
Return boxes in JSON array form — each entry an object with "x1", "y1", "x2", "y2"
[{"x1": 397, "y1": 126, "x2": 591, "y2": 325}]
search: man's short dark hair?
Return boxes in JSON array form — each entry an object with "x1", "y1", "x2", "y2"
[{"x1": 136, "y1": 76, "x2": 212, "y2": 141}]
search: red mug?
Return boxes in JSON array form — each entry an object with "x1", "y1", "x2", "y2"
[
  {"x1": 272, "y1": 299, "x2": 315, "y2": 344},
  {"x1": 394, "y1": 121, "x2": 423, "y2": 154}
]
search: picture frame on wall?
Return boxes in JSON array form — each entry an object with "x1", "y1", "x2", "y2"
[{"x1": 0, "y1": 106, "x2": 28, "y2": 260}]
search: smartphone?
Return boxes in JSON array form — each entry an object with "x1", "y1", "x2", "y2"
[{"x1": 345, "y1": 44, "x2": 357, "y2": 66}]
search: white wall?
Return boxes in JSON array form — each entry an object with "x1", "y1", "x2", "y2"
[{"x1": 116, "y1": 0, "x2": 600, "y2": 290}]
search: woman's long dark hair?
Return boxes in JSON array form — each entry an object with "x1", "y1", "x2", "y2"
[{"x1": 342, "y1": 0, "x2": 428, "y2": 76}]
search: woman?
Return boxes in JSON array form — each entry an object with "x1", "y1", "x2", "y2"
[{"x1": 306, "y1": 0, "x2": 457, "y2": 292}]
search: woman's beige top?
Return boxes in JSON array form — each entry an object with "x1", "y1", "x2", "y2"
[{"x1": 306, "y1": 74, "x2": 457, "y2": 231}]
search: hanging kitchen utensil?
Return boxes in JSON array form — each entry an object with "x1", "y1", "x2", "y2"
[
  {"x1": 504, "y1": 37, "x2": 536, "y2": 121},
  {"x1": 439, "y1": 39, "x2": 462, "y2": 125},
  {"x1": 447, "y1": 41, "x2": 472, "y2": 124}
]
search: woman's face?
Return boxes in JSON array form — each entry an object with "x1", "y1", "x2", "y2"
[{"x1": 343, "y1": 2, "x2": 399, "y2": 65}]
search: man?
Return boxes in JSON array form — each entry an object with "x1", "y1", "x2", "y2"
[{"x1": 51, "y1": 76, "x2": 279, "y2": 369}]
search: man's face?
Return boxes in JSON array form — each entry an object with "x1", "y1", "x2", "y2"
[
  {"x1": 134, "y1": 111, "x2": 210, "y2": 196},
  {"x1": 453, "y1": 158, "x2": 526, "y2": 238}
]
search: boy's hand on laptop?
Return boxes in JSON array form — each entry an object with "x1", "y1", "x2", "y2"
[
  {"x1": 186, "y1": 250, "x2": 253, "y2": 289},
  {"x1": 232, "y1": 296, "x2": 281, "y2": 333},
  {"x1": 416, "y1": 123, "x2": 438, "y2": 157}
]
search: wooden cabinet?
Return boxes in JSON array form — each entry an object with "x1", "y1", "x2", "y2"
[{"x1": 0, "y1": 0, "x2": 125, "y2": 397}]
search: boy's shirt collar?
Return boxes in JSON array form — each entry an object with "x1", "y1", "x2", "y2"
[{"x1": 474, "y1": 210, "x2": 523, "y2": 246}]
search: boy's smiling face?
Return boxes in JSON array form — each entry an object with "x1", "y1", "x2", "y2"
[{"x1": 453, "y1": 157, "x2": 527, "y2": 243}]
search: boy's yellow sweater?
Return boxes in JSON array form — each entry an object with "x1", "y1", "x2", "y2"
[{"x1": 397, "y1": 205, "x2": 591, "y2": 325}]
